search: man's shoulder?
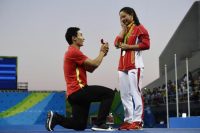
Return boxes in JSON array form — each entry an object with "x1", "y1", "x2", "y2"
[
  {"x1": 65, "y1": 46, "x2": 85, "y2": 59},
  {"x1": 67, "y1": 46, "x2": 80, "y2": 54}
]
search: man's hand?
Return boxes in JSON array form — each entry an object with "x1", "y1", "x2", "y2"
[
  {"x1": 100, "y1": 42, "x2": 109, "y2": 56},
  {"x1": 83, "y1": 41, "x2": 109, "y2": 73}
]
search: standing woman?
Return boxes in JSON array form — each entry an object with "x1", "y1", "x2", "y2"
[{"x1": 114, "y1": 7, "x2": 150, "y2": 130}]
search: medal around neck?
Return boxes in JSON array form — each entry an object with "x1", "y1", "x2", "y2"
[{"x1": 122, "y1": 51, "x2": 126, "y2": 56}]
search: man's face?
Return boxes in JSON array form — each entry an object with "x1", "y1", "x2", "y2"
[
  {"x1": 75, "y1": 31, "x2": 85, "y2": 47},
  {"x1": 119, "y1": 11, "x2": 133, "y2": 26}
]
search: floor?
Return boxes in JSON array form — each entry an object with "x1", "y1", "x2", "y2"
[{"x1": 0, "y1": 125, "x2": 200, "y2": 133}]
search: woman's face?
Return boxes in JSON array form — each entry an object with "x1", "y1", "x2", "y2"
[{"x1": 119, "y1": 11, "x2": 134, "y2": 26}]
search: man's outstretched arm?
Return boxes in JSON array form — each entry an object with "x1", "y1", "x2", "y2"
[{"x1": 84, "y1": 43, "x2": 109, "y2": 73}]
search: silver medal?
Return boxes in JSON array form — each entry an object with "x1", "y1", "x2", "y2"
[{"x1": 122, "y1": 51, "x2": 126, "y2": 56}]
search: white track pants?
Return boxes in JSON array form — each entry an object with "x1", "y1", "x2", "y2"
[{"x1": 118, "y1": 68, "x2": 144, "y2": 123}]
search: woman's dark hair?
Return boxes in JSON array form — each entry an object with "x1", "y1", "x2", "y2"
[
  {"x1": 65, "y1": 27, "x2": 80, "y2": 45},
  {"x1": 120, "y1": 7, "x2": 140, "y2": 26}
]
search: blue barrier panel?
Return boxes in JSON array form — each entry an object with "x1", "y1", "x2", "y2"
[
  {"x1": 169, "y1": 116, "x2": 200, "y2": 128},
  {"x1": 0, "y1": 91, "x2": 66, "y2": 125}
]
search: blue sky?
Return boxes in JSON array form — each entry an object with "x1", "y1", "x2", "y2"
[{"x1": 0, "y1": 0, "x2": 198, "y2": 90}]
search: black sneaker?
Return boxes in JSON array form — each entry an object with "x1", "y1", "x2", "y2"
[
  {"x1": 46, "y1": 111, "x2": 56, "y2": 131},
  {"x1": 91, "y1": 124, "x2": 115, "y2": 131}
]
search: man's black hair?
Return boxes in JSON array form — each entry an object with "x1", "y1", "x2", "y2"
[{"x1": 65, "y1": 27, "x2": 80, "y2": 45}]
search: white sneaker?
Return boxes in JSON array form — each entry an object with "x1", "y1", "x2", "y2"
[{"x1": 91, "y1": 124, "x2": 115, "y2": 131}]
